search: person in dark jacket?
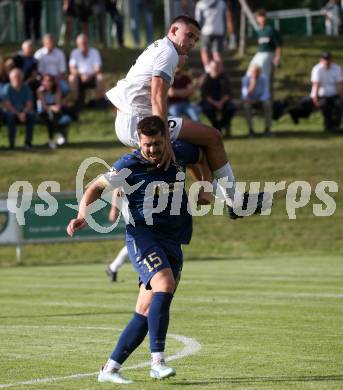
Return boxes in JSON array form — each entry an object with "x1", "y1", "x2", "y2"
[{"x1": 200, "y1": 60, "x2": 236, "y2": 134}]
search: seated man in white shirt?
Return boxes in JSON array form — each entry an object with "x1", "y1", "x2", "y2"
[
  {"x1": 289, "y1": 52, "x2": 343, "y2": 131},
  {"x1": 311, "y1": 51, "x2": 343, "y2": 132},
  {"x1": 69, "y1": 34, "x2": 104, "y2": 104},
  {"x1": 34, "y1": 33, "x2": 69, "y2": 96},
  {"x1": 241, "y1": 64, "x2": 272, "y2": 137}
]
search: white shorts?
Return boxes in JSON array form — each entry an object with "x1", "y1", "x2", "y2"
[
  {"x1": 249, "y1": 52, "x2": 274, "y2": 79},
  {"x1": 115, "y1": 111, "x2": 183, "y2": 148}
]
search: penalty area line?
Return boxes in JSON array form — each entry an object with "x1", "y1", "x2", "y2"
[{"x1": 0, "y1": 333, "x2": 201, "y2": 388}]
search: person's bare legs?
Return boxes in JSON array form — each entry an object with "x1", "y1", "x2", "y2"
[
  {"x1": 200, "y1": 48, "x2": 211, "y2": 71},
  {"x1": 149, "y1": 268, "x2": 175, "y2": 293},
  {"x1": 188, "y1": 158, "x2": 213, "y2": 205},
  {"x1": 212, "y1": 51, "x2": 223, "y2": 70},
  {"x1": 68, "y1": 73, "x2": 79, "y2": 101},
  {"x1": 95, "y1": 73, "x2": 105, "y2": 99},
  {"x1": 135, "y1": 284, "x2": 153, "y2": 316},
  {"x1": 179, "y1": 119, "x2": 226, "y2": 172},
  {"x1": 179, "y1": 119, "x2": 241, "y2": 204}
]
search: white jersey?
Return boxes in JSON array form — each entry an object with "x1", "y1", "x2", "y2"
[{"x1": 106, "y1": 37, "x2": 179, "y2": 116}]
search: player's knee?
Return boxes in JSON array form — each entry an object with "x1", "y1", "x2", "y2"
[
  {"x1": 96, "y1": 73, "x2": 103, "y2": 82},
  {"x1": 154, "y1": 279, "x2": 175, "y2": 293},
  {"x1": 68, "y1": 74, "x2": 77, "y2": 83},
  {"x1": 136, "y1": 302, "x2": 150, "y2": 316},
  {"x1": 208, "y1": 126, "x2": 223, "y2": 145}
]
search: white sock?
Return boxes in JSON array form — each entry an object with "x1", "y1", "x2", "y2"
[
  {"x1": 109, "y1": 246, "x2": 129, "y2": 272},
  {"x1": 103, "y1": 359, "x2": 121, "y2": 373},
  {"x1": 213, "y1": 163, "x2": 243, "y2": 206},
  {"x1": 151, "y1": 352, "x2": 165, "y2": 365},
  {"x1": 212, "y1": 179, "x2": 225, "y2": 201}
]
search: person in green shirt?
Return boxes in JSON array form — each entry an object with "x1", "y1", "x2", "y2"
[{"x1": 249, "y1": 9, "x2": 281, "y2": 81}]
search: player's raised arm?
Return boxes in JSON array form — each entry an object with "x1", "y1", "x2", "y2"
[
  {"x1": 151, "y1": 76, "x2": 175, "y2": 170},
  {"x1": 67, "y1": 179, "x2": 106, "y2": 237}
]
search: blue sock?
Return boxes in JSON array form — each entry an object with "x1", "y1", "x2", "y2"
[
  {"x1": 110, "y1": 312, "x2": 148, "y2": 364},
  {"x1": 148, "y1": 292, "x2": 173, "y2": 353}
]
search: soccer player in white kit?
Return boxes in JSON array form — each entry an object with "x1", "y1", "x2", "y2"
[{"x1": 106, "y1": 15, "x2": 268, "y2": 217}]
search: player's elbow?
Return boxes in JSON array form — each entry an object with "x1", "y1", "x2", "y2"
[{"x1": 87, "y1": 180, "x2": 105, "y2": 198}]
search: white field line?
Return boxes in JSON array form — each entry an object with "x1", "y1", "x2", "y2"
[{"x1": 0, "y1": 325, "x2": 201, "y2": 389}]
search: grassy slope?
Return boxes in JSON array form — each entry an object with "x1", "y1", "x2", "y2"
[
  {"x1": 0, "y1": 36, "x2": 342, "y2": 265},
  {"x1": 0, "y1": 257, "x2": 342, "y2": 389}
]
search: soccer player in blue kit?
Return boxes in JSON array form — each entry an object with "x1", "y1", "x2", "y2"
[{"x1": 67, "y1": 116, "x2": 204, "y2": 383}]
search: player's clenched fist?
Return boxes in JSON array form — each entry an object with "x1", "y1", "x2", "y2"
[{"x1": 67, "y1": 217, "x2": 87, "y2": 237}]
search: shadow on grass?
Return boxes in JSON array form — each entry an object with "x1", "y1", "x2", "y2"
[
  {"x1": 171, "y1": 374, "x2": 343, "y2": 386},
  {"x1": 0, "y1": 311, "x2": 131, "y2": 319}
]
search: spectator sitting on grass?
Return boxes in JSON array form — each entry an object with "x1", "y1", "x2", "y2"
[
  {"x1": 34, "y1": 33, "x2": 70, "y2": 96},
  {"x1": 167, "y1": 67, "x2": 201, "y2": 122},
  {"x1": 242, "y1": 64, "x2": 272, "y2": 137},
  {"x1": 12, "y1": 40, "x2": 40, "y2": 97},
  {"x1": 69, "y1": 33, "x2": 105, "y2": 106},
  {"x1": 289, "y1": 52, "x2": 343, "y2": 133},
  {"x1": 200, "y1": 60, "x2": 236, "y2": 136},
  {"x1": 0, "y1": 57, "x2": 16, "y2": 100},
  {"x1": 2, "y1": 68, "x2": 35, "y2": 150},
  {"x1": 37, "y1": 74, "x2": 77, "y2": 148}
]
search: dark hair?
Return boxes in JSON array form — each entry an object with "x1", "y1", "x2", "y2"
[
  {"x1": 170, "y1": 15, "x2": 201, "y2": 31},
  {"x1": 321, "y1": 51, "x2": 332, "y2": 60},
  {"x1": 137, "y1": 116, "x2": 166, "y2": 137},
  {"x1": 255, "y1": 9, "x2": 267, "y2": 17},
  {"x1": 42, "y1": 74, "x2": 58, "y2": 93}
]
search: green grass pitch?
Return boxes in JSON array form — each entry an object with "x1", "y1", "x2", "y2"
[{"x1": 1, "y1": 256, "x2": 343, "y2": 389}]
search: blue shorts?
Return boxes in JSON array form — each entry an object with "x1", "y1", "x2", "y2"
[{"x1": 126, "y1": 226, "x2": 183, "y2": 290}]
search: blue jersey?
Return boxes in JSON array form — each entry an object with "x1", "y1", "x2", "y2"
[{"x1": 111, "y1": 140, "x2": 200, "y2": 245}]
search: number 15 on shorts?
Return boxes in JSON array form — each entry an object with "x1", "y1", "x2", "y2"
[{"x1": 143, "y1": 252, "x2": 162, "y2": 273}]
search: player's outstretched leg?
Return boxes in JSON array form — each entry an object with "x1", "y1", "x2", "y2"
[{"x1": 179, "y1": 119, "x2": 271, "y2": 218}]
